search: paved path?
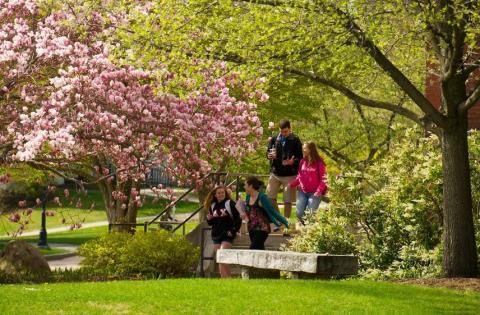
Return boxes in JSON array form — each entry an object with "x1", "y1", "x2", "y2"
[
  {"x1": 48, "y1": 254, "x2": 84, "y2": 270},
  {"x1": 140, "y1": 188, "x2": 200, "y2": 203}
]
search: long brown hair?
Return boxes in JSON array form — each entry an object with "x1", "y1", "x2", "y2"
[
  {"x1": 204, "y1": 186, "x2": 231, "y2": 213},
  {"x1": 304, "y1": 141, "x2": 323, "y2": 164}
]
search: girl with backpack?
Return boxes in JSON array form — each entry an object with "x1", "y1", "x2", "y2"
[
  {"x1": 244, "y1": 176, "x2": 289, "y2": 250},
  {"x1": 205, "y1": 185, "x2": 241, "y2": 278},
  {"x1": 289, "y1": 141, "x2": 327, "y2": 225}
]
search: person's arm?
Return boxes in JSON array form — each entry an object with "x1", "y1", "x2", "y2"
[
  {"x1": 314, "y1": 160, "x2": 327, "y2": 197},
  {"x1": 206, "y1": 213, "x2": 215, "y2": 225},
  {"x1": 293, "y1": 137, "x2": 303, "y2": 168},
  {"x1": 206, "y1": 203, "x2": 215, "y2": 225},
  {"x1": 259, "y1": 193, "x2": 289, "y2": 227},
  {"x1": 230, "y1": 200, "x2": 242, "y2": 232},
  {"x1": 289, "y1": 159, "x2": 303, "y2": 188},
  {"x1": 266, "y1": 136, "x2": 276, "y2": 159}
]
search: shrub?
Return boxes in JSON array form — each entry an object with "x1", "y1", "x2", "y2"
[
  {"x1": 79, "y1": 230, "x2": 199, "y2": 278},
  {"x1": 287, "y1": 211, "x2": 356, "y2": 255},
  {"x1": 0, "y1": 269, "x2": 51, "y2": 284},
  {"x1": 288, "y1": 128, "x2": 480, "y2": 279},
  {"x1": 360, "y1": 243, "x2": 443, "y2": 280},
  {"x1": 78, "y1": 232, "x2": 131, "y2": 274}
]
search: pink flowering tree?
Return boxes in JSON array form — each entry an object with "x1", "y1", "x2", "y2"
[{"x1": 2, "y1": 0, "x2": 263, "y2": 230}]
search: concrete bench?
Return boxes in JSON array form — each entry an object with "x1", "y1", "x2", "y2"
[{"x1": 216, "y1": 249, "x2": 358, "y2": 279}]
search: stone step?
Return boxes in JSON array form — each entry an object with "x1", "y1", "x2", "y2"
[
  {"x1": 233, "y1": 234, "x2": 290, "y2": 248},
  {"x1": 231, "y1": 246, "x2": 279, "y2": 251}
]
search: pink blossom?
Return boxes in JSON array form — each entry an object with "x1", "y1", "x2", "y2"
[{"x1": 9, "y1": 213, "x2": 21, "y2": 222}]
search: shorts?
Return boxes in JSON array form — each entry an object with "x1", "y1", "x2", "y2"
[
  {"x1": 212, "y1": 236, "x2": 235, "y2": 245},
  {"x1": 266, "y1": 174, "x2": 296, "y2": 203}
]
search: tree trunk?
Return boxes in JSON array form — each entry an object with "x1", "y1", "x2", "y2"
[
  {"x1": 442, "y1": 117, "x2": 478, "y2": 277},
  {"x1": 197, "y1": 184, "x2": 210, "y2": 222},
  {"x1": 97, "y1": 177, "x2": 139, "y2": 233}
]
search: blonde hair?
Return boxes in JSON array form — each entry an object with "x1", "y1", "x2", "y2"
[{"x1": 204, "y1": 186, "x2": 231, "y2": 213}]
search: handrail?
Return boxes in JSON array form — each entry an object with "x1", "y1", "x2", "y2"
[
  {"x1": 172, "y1": 204, "x2": 205, "y2": 233},
  {"x1": 147, "y1": 186, "x2": 196, "y2": 225},
  {"x1": 147, "y1": 172, "x2": 214, "y2": 225}
]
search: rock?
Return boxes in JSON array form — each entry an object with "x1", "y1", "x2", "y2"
[{"x1": 0, "y1": 240, "x2": 51, "y2": 275}]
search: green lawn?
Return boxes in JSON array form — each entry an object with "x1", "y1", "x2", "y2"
[
  {"x1": 0, "y1": 242, "x2": 67, "y2": 256},
  {"x1": 0, "y1": 222, "x2": 199, "y2": 249},
  {"x1": 0, "y1": 279, "x2": 478, "y2": 314},
  {"x1": 0, "y1": 189, "x2": 198, "y2": 234}
]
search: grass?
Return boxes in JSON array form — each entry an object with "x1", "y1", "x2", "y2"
[
  {"x1": 0, "y1": 242, "x2": 68, "y2": 256},
  {"x1": 0, "y1": 222, "x2": 199, "y2": 249},
  {"x1": 0, "y1": 279, "x2": 478, "y2": 314},
  {"x1": 0, "y1": 189, "x2": 198, "y2": 234}
]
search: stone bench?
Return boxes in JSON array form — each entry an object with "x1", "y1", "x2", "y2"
[{"x1": 216, "y1": 249, "x2": 358, "y2": 279}]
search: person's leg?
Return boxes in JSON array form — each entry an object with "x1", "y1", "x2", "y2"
[
  {"x1": 281, "y1": 176, "x2": 296, "y2": 219},
  {"x1": 296, "y1": 190, "x2": 308, "y2": 224},
  {"x1": 307, "y1": 194, "x2": 322, "y2": 214},
  {"x1": 283, "y1": 202, "x2": 292, "y2": 219},
  {"x1": 219, "y1": 241, "x2": 233, "y2": 278},
  {"x1": 255, "y1": 231, "x2": 268, "y2": 250},
  {"x1": 249, "y1": 230, "x2": 268, "y2": 250},
  {"x1": 266, "y1": 174, "x2": 281, "y2": 212},
  {"x1": 212, "y1": 242, "x2": 221, "y2": 275}
]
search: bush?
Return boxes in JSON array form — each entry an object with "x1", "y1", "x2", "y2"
[
  {"x1": 79, "y1": 230, "x2": 199, "y2": 278},
  {"x1": 78, "y1": 232, "x2": 131, "y2": 274},
  {"x1": 288, "y1": 128, "x2": 480, "y2": 279},
  {"x1": 286, "y1": 211, "x2": 356, "y2": 255},
  {"x1": 0, "y1": 269, "x2": 51, "y2": 284},
  {"x1": 360, "y1": 243, "x2": 443, "y2": 280}
]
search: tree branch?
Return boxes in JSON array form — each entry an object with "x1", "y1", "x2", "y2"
[
  {"x1": 459, "y1": 83, "x2": 480, "y2": 114},
  {"x1": 26, "y1": 160, "x2": 128, "y2": 185},
  {"x1": 237, "y1": 0, "x2": 448, "y2": 128},
  {"x1": 286, "y1": 67, "x2": 425, "y2": 126}
]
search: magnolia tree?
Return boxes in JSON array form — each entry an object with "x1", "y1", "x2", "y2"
[{"x1": 1, "y1": 0, "x2": 263, "y2": 229}]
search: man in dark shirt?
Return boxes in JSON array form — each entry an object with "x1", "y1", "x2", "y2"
[{"x1": 266, "y1": 119, "x2": 303, "y2": 219}]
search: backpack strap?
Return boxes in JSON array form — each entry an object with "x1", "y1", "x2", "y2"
[{"x1": 225, "y1": 200, "x2": 233, "y2": 219}]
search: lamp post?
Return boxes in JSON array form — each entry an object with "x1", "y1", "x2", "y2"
[{"x1": 37, "y1": 188, "x2": 49, "y2": 249}]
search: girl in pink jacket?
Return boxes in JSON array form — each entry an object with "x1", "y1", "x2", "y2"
[{"x1": 289, "y1": 141, "x2": 327, "y2": 224}]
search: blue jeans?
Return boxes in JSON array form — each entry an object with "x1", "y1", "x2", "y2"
[{"x1": 296, "y1": 191, "x2": 321, "y2": 223}]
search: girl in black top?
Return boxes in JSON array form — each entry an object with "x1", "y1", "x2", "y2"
[{"x1": 205, "y1": 186, "x2": 241, "y2": 278}]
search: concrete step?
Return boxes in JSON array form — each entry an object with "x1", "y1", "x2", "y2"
[
  {"x1": 233, "y1": 234, "x2": 290, "y2": 248},
  {"x1": 231, "y1": 246, "x2": 279, "y2": 251}
]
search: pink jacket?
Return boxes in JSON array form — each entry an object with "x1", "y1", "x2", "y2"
[{"x1": 289, "y1": 158, "x2": 327, "y2": 195}]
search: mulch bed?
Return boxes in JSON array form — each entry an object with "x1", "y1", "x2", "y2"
[{"x1": 395, "y1": 278, "x2": 480, "y2": 292}]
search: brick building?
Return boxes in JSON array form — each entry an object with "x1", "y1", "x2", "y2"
[{"x1": 426, "y1": 69, "x2": 480, "y2": 130}]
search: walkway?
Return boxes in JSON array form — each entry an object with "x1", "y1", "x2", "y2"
[
  {"x1": 48, "y1": 253, "x2": 83, "y2": 270},
  {"x1": 44, "y1": 243, "x2": 82, "y2": 270}
]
